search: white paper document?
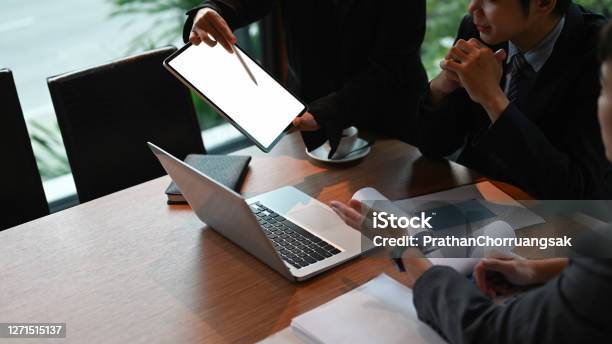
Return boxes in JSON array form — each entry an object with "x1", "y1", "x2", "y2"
[
  {"x1": 392, "y1": 181, "x2": 545, "y2": 231},
  {"x1": 351, "y1": 182, "x2": 538, "y2": 274},
  {"x1": 289, "y1": 274, "x2": 446, "y2": 344}
]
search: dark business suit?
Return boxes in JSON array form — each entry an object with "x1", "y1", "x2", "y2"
[
  {"x1": 417, "y1": 5, "x2": 611, "y2": 199},
  {"x1": 183, "y1": 0, "x2": 428, "y2": 152},
  {"x1": 413, "y1": 228, "x2": 612, "y2": 344}
]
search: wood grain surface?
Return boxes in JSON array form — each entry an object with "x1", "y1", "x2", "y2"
[{"x1": 1, "y1": 132, "x2": 532, "y2": 343}]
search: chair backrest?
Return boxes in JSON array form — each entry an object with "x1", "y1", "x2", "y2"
[
  {"x1": 47, "y1": 47, "x2": 205, "y2": 203},
  {"x1": 0, "y1": 69, "x2": 49, "y2": 230}
]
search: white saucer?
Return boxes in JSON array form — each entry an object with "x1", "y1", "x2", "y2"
[{"x1": 305, "y1": 138, "x2": 371, "y2": 163}]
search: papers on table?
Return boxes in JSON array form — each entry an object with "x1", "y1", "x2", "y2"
[
  {"x1": 353, "y1": 182, "x2": 545, "y2": 232},
  {"x1": 258, "y1": 274, "x2": 446, "y2": 344},
  {"x1": 352, "y1": 181, "x2": 540, "y2": 274},
  {"x1": 392, "y1": 181, "x2": 545, "y2": 231}
]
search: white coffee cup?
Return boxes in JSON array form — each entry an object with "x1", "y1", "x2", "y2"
[{"x1": 331, "y1": 126, "x2": 360, "y2": 160}]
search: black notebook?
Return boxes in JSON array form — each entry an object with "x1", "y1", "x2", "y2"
[{"x1": 165, "y1": 154, "x2": 251, "y2": 204}]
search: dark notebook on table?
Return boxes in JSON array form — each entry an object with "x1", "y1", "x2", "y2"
[{"x1": 165, "y1": 154, "x2": 251, "y2": 204}]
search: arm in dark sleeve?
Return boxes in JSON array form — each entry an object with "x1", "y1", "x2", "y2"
[
  {"x1": 182, "y1": 0, "x2": 275, "y2": 43},
  {"x1": 472, "y1": 70, "x2": 607, "y2": 199},
  {"x1": 303, "y1": 0, "x2": 429, "y2": 151},
  {"x1": 416, "y1": 16, "x2": 475, "y2": 158},
  {"x1": 413, "y1": 260, "x2": 612, "y2": 344},
  {"x1": 416, "y1": 87, "x2": 472, "y2": 158}
]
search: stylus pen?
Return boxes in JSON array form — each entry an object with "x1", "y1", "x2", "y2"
[{"x1": 234, "y1": 45, "x2": 258, "y2": 86}]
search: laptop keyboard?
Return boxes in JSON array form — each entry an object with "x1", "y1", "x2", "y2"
[{"x1": 249, "y1": 202, "x2": 342, "y2": 269}]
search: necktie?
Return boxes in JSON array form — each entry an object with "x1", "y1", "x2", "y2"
[{"x1": 506, "y1": 53, "x2": 531, "y2": 104}]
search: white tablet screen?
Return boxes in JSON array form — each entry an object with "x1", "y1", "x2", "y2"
[{"x1": 166, "y1": 43, "x2": 306, "y2": 150}]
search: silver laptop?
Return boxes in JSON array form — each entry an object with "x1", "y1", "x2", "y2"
[{"x1": 148, "y1": 143, "x2": 372, "y2": 281}]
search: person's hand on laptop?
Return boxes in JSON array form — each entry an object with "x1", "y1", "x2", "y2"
[
  {"x1": 292, "y1": 112, "x2": 320, "y2": 131},
  {"x1": 329, "y1": 199, "x2": 382, "y2": 241},
  {"x1": 329, "y1": 199, "x2": 365, "y2": 229},
  {"x1": 189, "y1": 7, "x2": 236, "y2": 53},
  {"x1": 331, "y1": 199, "x2": 433, "y2": 288}
]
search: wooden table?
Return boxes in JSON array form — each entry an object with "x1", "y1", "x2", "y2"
[{"x1": 0, "y1": 132, "x2": 525, "y2": 343}]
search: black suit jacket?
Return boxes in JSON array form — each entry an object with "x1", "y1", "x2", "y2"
[
  {"x1": 184, "y1": 0, "x2": 428, "y2": 152},
  {"x1": 414, "y1": 228, "x2": 612, "y2": 344},
  {"x1": 417, "y1": 5, "x2": 611, "y2": 199}
]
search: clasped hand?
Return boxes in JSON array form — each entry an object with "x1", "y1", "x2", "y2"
[{"x1": 437, "y1": 38, "x2": 510, "y2": 122}]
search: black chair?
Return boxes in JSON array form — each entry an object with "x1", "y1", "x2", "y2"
[
  {"x1": 0, "y1": 69, "x2": 49, "y2": 230},
  {"x1": 47, "y1": 47, "x2": 205, "y2": 203}
]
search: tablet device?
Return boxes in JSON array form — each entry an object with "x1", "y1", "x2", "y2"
[{"x1": 164, "y1": 43, "x2": 307, "y2": 152}]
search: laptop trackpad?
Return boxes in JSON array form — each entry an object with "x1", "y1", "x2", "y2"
[{"x1": 286, "y1": 203, "x2": 356, "y2": 243}]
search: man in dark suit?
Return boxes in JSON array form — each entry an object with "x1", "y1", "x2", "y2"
[
  {"x1": 417, "y1": 0, "x2": 610, "y2": 199},
  {"x1": 408, "y1": 28, "x2": 612, "y2": 338},
  {"x1": 330, "y1": 21, "x2": 612, "y2": 344},
  {"x1": 183, "y1": 0, "x2": 428, "y2": 155}
]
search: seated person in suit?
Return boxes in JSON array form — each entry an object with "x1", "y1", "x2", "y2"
[
  {"x1": 418, "y1": 0, "x2": 610, "y2": 199},
  {"x1": 185, "y1": 0, "x2": 428, "y2": 156},
  {"x1": 329, "y1": 21, "x2": 612, "y2": 343}
]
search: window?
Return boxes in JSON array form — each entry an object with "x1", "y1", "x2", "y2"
[
  {"x1": 3, "y1": 0, "x2": 608, "y2": 210},
  {"x1": 1, "y1": 0, "x2": 261, "y2": 210}
]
